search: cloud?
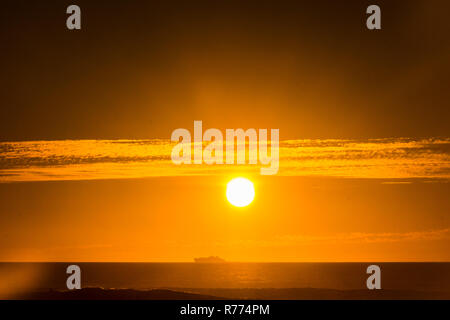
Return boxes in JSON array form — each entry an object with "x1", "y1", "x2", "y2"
[
  {"x1": 216, "y1": 229, "x2": 450, "y2": 248},
  {"x1": 0, "y1": 138, "x2": 449, "y2": 182},
  {"x1": 274, "y1": 228, "x2": 450, "y2": 245}
]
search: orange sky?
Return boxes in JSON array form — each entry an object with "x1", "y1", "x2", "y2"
[
  {"x1": 1, "y1": 1, "x2": 449, "y2": 141},
  {"x1": 0, "y1": 174, "x2": 448, "y2": 262},
  {"x1": 0, "y1": 1, "x2": 449, "y2": 262}
]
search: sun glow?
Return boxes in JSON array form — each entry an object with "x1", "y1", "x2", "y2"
[{"x1": 226, "y1": 177, "x2": 255, "y2": 207}]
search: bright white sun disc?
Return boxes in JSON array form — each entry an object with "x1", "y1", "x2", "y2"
[{"x1": 226, "y1": 178, "x2": 255, "y2": 207}]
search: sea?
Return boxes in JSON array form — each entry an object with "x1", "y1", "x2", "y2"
[{"x1": 1, "y1": 262, "x2": 449, "y2": 299}]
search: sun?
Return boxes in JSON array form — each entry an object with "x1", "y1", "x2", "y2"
[{"x1": 226, "y1": 177, "x2": 255, "y2": 207}]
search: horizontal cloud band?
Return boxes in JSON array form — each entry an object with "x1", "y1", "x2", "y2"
[{"x1": 0, "y1": 138, "x2": 448, "y2": 182}]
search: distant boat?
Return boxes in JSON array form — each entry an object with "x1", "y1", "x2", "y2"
[{"x1": 194, "y1": 256, "x2": 226, "y2": 263}]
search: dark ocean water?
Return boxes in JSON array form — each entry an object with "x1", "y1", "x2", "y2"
[{"x1": 1, "y1": 263, "x2": 450, "y2": 295}]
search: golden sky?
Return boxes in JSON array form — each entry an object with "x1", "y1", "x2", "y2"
[
  {"x1": 0, "y1": 1, "x2": 449, "y2": 262},
  {"x1": 0, "y1": 175, "x2": 448, "y2": 262}
]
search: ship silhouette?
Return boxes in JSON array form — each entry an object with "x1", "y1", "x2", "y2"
[{"x1": 194, "y1": 256, "x2": 226, "y2": 263}]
